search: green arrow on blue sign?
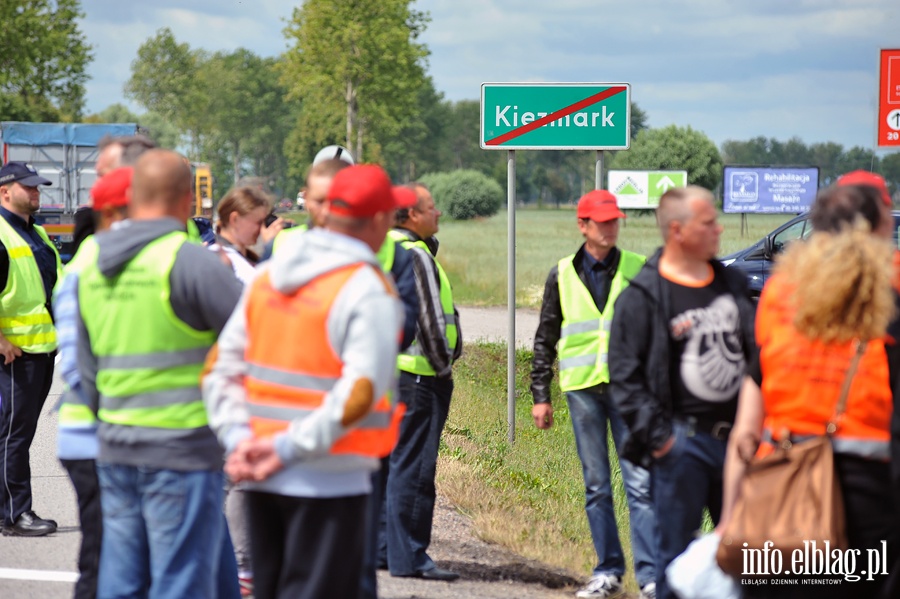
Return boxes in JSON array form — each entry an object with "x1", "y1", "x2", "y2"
[{"x1": 480, "y1": 83, "x2": 631, "y2": 150}]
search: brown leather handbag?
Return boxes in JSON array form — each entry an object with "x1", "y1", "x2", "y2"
[{"x1": 715, "y1": 341, "x2": 864, "y2": 578}]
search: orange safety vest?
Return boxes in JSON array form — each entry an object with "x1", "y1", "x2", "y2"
[
  {"x1": 243, "y1": 263, "x2": 404, "y2": 458},
  {"x1": 756, "y1": 274, "x2": 891, "y2": 460}
]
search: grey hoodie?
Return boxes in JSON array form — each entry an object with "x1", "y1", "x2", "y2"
[
  {"x1": 77, "y1": 218, "x2": 243, "y2": 471},
  {"x1": 203, "y1": 228, "x2": 402, "y2": 498}
]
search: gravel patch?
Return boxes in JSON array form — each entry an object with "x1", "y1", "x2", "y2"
[{"x1": 376, "y1": 496, "x2": 581, "y2": 598}]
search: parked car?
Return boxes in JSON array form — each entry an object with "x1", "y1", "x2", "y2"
[{"x1": 721, "y1": 211, "x2": 900, "y2": 300}]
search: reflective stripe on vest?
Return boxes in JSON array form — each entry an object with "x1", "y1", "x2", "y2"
[
  {"x1": 756, "y1": 273, "x2": 893, "y2": 461},
  {"x1": 79, "y1": 232, "x2": 216, "y2": 430},
  {"x1": 0, "y1": 216, "x2": 61, "y2": 352},
  {"x1": 760, "y1": 429, "x2": 889, "y2": 461},
  {"x1": 57, "y1": 241, "x2": 100, "y2": 428},
  {"x1": 271, "y1": 224, "x2": 308, "y2": 254},
  {"x1": 557, "y1": 250, "x2": 644, "y2": 392},
  {"x1": 244, "y1": 265, "x2": 404, "y2": 458},
  {"x1": 391, "y1": 230, "x2": 457, "y2": 376}
]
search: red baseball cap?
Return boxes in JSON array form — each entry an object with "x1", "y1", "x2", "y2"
[
  {"x1": 91, "y1": 167, "x2": 133, "y2": 210},
  {"x1": 836, "y1": 170, "x2": 892, "y2": 207},
  {"x1": 327, "y1": 165, "x2": 417, "y2": 218},
  {"x1": 577, "y1": 190, "x2": 625, "y2": 222}
]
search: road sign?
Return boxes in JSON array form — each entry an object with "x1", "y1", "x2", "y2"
[
  {"x1": 722, "y1": 166, "x2": 819, "y2": 213},
  {"x1": 878, "y1": 49, "x2": 900, "y2": 147},
  {"x1": 480, "y1": 83, "x2": 631, "y2": 150},
  {"x1": 608, "y1": 170, "x2": 687, "y2": 208}
]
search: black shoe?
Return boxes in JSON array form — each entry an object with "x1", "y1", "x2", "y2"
[
  {"x1": 2, "y1": 511, "x2": 57, "y2": 537},
  {"x1": 417, "y1": 567, "x2": 459, "y2": 581},
  {"x1": 25, "y1": 511, "x2": 57, "y2": 528}
]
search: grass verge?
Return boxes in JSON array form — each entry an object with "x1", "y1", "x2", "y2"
[
  {"x1": 438, "y1": 209, "x2": 794, "y2": 307},
  {"x1": 438, "y1": 342, "x2": 639, "y2": 592}
]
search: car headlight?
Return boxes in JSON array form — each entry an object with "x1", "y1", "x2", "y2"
[{"x1": 720, "y1": 258, "x2": 736, "y2": 267}]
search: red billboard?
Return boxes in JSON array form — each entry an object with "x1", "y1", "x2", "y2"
[{"x1": 878, "y1": 49, "x2": 900, "y2": 148}]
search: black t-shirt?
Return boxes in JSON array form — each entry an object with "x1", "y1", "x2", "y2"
[{"x1": 664, "y1": 269, "x2": 745, "y2": 423}]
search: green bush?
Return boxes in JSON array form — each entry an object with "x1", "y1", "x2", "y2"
[
  {"x1": 420, "y1": 169, "x2": 504, "y2": 220},
  {"x1": 418, "y1": 172, "x2": 453, "y2": 214}
]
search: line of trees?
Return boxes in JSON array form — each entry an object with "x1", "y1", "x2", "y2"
[{"x1": 3, "y1": 0, "x2": 898, "y2": 205}]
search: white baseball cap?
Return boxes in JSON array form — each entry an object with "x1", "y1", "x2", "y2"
[{"x1": 313, "y1": 145, "x2": 355, "y2": 166}]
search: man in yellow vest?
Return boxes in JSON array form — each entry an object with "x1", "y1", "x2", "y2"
[
  {"x1": 203, "y1": 164, "x2": 409, "y2": 598},
  {"x1": 530, "y1": 190, "x2": 657, "y2": 599},
  {"x1": 76, "y1": 149, "x2": 243, "y2": 598},
  {"x1": 0, "y1": 161, "x2": 61, "y2": 537},
  {"x1": 384, "y1": 182, "x2": 462, "y2": 581}
]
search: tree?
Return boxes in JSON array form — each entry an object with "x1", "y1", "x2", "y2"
[
  {"x1": 205, "y1": 50, "x2": 288, "y2": 184},
  {"x1": 126, "y1": 28, "x2": 210, "y2": 156},
  {"x1": 0, "y1": 0, "x2": 92, "y2": 120},
  {"x1": 881, "y1": 153, "x2": 900, "y2": 200},
  {"x1": 611, "y1": 125, "x2": 723, "y2": 190},
  {"x1": 281, "y1": 0, "x2": 430, "y2": 163},
  {"x1": 630, "y1": 102, "x2": 649, "y2": 140}
]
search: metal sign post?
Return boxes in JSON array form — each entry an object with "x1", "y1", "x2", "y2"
[
  {"x1": 480, "y1": 82, "x2": 632, "y2": 444},
  {"x1": 507, "y1": 150, "x2": 516, "y2": 444}
]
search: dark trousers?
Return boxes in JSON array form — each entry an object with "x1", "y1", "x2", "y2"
[
  {"x1": 385, "y1": 372, "x2": 453, "y2": 576},
  {"x1": 360, "y1": 457, "x2": 389, "y2": 599},
  {"x1": 245, "y1": 490, "x2": 367, "y2": 599},
  {"x1": 61, "y1": 459, "x2": 102, "y2": 599},
  {"x1": 651, "y1": 421, "x2": 726, "y2": 599},
  {"x1": 0, "y1": 351, "x2": 55, "y2": 525}
]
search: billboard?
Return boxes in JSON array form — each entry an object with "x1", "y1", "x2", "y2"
[
  {"x1": 722, "y1": 166, "x2": 819, "y2": 214},
  {"x1": 608, "y1": 170, "x2": 687, "y2": 208}
]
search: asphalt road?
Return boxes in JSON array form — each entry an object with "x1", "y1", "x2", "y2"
[{"x1": 0, "y1": 306, "x2": 550, "y2": 599}]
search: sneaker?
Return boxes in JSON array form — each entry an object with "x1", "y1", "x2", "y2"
[
  {"x1": 640, "y1": 582, "x2": 657, "y2": 599},
  {"x1": 575, "y1": 574, "x2": 624, "y2": 598}
]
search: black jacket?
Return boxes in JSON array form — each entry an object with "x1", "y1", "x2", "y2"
[
  {"x1": 608, "y1": 248, "x2": 757, "y2": 467},
  {"x1": 530, "y1": 245, "x2": 622, "y2": 405}
]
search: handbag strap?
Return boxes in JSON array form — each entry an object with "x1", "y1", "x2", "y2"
[{"x1": 827, "y1": 339, "x2": 866, "y2": 435}]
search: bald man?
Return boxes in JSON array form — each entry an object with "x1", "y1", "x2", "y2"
[
  {"x1": 609, "y1": 186, "x2": 756, "y2": 599},
  {"x1": 75, "y1": 149, "x2": 243, "y2": 598}
]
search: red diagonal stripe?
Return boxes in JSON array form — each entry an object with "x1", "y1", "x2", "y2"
[{"x1": 485, "y1": 86, "x2": 627, "y2": 146}]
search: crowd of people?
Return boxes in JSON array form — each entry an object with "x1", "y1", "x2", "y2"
[
  {"x1": 1, "y1": 132, "x2": 899, "y2": 599},
  {"x1": 531, "y1": 174, "x2": 900, "y2": 599}
]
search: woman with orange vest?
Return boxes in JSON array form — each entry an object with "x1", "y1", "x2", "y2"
[{"x1": 719, "y1": 183, "x2": 900, "y2": 598}]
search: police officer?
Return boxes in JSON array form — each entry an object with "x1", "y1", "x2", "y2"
[{"x1": 0, "y1": 161, "x2": 61, "y2": 537}]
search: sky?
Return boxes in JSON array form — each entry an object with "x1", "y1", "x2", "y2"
[{"x1": 78, "y1": 0, "x2": 900, "y2": 151}]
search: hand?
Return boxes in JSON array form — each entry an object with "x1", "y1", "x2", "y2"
[
  {"x1": 532, "y1": 403, "x2": 554, "y2": 430},
  {"x1": 226, "y1": 437, "x2": 284, "y2": 483},
  {"x1": 260, "y1": 217, "x2": 293, "y2": 245},
  {"x1": 651, "y1": 434, "x2": 676, "y2": 459},
  {"x1": 0, "y1": 336, "x2": 22, "y2": 365}
]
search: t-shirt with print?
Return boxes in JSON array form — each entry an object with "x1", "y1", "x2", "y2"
[{"x1": 664, "y1": 267, "x2": 745, "y2": 424}]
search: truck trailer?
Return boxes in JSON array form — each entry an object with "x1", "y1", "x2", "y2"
[{"x1": 1, "y1": 121, "x2": 141, "y2": 261}]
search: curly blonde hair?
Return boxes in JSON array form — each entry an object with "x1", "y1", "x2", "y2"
[{"x1": 775, "y1": 219, "x2": 895, "y2": 343}]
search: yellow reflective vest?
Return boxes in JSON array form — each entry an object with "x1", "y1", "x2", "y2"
[
  {"x1": 79, "y1": 232, "x2": 216, "y2": 431},
  {"x1": 390, "y1": 230, "x2": 458, "y2": 376},
  {"x1": 0, "y1": 215, "x2": 61, "y2": 353},
  {"x1": 557, "y1": 249, "x2": 644, "y2": 391}
]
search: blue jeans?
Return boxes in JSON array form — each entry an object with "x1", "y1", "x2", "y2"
[
  {"x1": 566, "y1": 387, "x2": 656, "y2": 587},
  {"x1": 651, "y1": 421, "x2": 726, "y2": 599},
  {"x1": 386, "y1": 372, "x2": 453, "y2": 576},
  {"x1": 96, "y1": 464, "x2": 239, "y2": 599}
]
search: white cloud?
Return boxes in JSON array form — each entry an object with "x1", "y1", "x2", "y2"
[{"x1": 76, "y1": 0, "x2": 900, "y2": 149}]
